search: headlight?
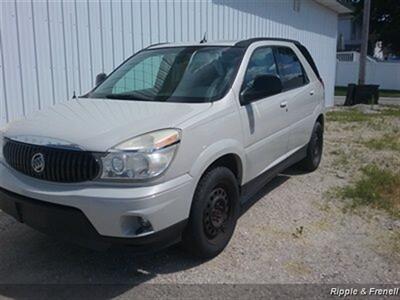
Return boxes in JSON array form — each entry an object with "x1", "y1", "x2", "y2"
[{"x1": 100, "y1": 129, "x2": 180, "y2": 181}]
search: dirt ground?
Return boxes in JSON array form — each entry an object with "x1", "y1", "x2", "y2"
[{"x1": 0, "y1": 105, "x2": 399, "y2": 297}]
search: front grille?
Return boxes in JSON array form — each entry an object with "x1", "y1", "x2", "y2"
[{"x1": 3, "y1": 139, "x2": 100, "y2": 183}]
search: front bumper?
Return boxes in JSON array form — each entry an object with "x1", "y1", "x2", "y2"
[
  {"x1": 0, "y1": 187, "x2": 187, "y2": 250},
  {"x1": 0, "y1": 162, "x2": 194, "y2": 244}
]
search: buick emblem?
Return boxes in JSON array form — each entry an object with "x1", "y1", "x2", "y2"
[{"x1": 31, "y1": 153, "x2": 45, "y2": 173}]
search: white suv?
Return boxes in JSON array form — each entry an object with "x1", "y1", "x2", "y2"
[{"x1": 0, "y1": 38, "x2": 324, "y2": 258}]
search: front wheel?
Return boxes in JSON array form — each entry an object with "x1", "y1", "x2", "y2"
[
  {"x1": 298, "y1": 121, "x2": 324, "y2": 172},
  {"x1": 182, "y1": 167, "x2": 240, "y2": 259}
]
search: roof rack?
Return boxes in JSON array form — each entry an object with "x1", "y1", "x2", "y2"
[
  {"x1": 235, "y1": 38, "x2": 301, "y2": 48},
  {"x1": 145, "y1": 42, "x2": 169, "y2": 49}
]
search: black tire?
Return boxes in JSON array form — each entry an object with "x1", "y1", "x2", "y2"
[
  {"x1": 298, "y1": 121, "x2": 323, "y2": 172},
  {"x1": 182, "y1": 167, "x2": 240, "y2": 259}
]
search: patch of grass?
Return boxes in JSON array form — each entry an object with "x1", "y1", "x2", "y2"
[
  {"x1": 363, "y1": 134, "x2": 400, "y2": 152},
  {"x1": 337, "y1": 165, "x2": 400, "y2": 218},
  {"x1": 335, "y1": 86, "x2": 400, "y2": 98},
  {"x1": 327, "y1": 106, "x2": 400, "y2": 123},
  {"x1": 381, "y1": 107, "x2": 400, "y2": 117},
  {"x1": 326, "y1": 109, "x2": 371, "y2": 122},
  {"x1": 380, "y1": 90, "x2": 400, "y2": 98}
]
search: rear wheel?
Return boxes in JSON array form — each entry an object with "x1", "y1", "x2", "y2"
[
  {"x1": 182, "y1": 167, "x2": 240, "y2": 259},
  {"x1": 298, "y1": 121, "x2": 323, "y2": 172}
]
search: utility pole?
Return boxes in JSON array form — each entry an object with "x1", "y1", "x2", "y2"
[{"x1": 358, "y1": 0, "x2": 371, "y2": 85}]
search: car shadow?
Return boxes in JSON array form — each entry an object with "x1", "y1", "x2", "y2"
[
  {"x1": 239, "y1": 173, "x2": 290, "y2": 217},
  {"x1": 0, "y1": 220, "x2": 205, "y2": 299},
  {"x1": 0, "y1": 168, "x2": 297, "y2": 299},
  {"x1": 281, "y1": 166, "x2": 309, "y2": 176}
]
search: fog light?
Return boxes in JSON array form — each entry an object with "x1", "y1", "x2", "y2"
[
  {"x1": 136, "y1": 217, "x2": 153, "y2": 235},
  {"x1": 139, "y1": 217, "x2": 150, "y2": 227}
]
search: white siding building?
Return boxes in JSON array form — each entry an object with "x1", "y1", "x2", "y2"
[{"x1": 0, "y1": 0, "x2": 350, "y2": 126}]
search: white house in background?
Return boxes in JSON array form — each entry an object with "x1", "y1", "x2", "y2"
[
  {"x1": 336, "y1": 2, "x2": 400, "y2": 90},
  {"x1": 0, "y1": 0, "x2": 351, "y2": 126},
  {"x1": 337, "y1": 12, "x2": 384, "y2": 61},
  {"x1": 337, "y1": 12, "x2": 361, "y2": 52},
  {"x1": 337, "y1": 6, "x2": 396, "y2": 62},
  {"x1": 336, "y1": 52, "x2": 400, "y2": 90}
]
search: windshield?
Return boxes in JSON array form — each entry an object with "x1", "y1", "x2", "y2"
[{"x1": 88, "y1": 46, "x2": 245, "y2": 103}]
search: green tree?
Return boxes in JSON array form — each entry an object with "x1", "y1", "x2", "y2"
[{"x1": 353, "y1": 0, "x2": 400, "y2": 55}]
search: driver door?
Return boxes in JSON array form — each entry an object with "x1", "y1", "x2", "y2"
[{"x1": 239, "y1": 46, "x2": 291, "y2": 181}]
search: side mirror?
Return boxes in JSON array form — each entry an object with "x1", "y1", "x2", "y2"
[
  {"x1": 241, "y1": 74, "x2": 283, "y2": 104},
  {"x1": 95, "y1": 73, "x2": 107, "y2": 86}
]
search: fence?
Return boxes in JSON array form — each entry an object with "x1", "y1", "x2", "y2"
[
  {"x1": 336, "y1": 51, "x2": 400, "y2": 90},
  {"x1": 336, "y1": 51, "x2": 376, "y2": 63}
]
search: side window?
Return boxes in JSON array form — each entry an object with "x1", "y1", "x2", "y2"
[
  {"x1": 242, "y1": 47, "x2": 278, "y2": 90},
  {"x1": 275, "y1": 47, "x2": 308, "y2": 90}
]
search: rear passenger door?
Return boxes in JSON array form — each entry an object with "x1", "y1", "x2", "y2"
[
  {"x1": 274, "y1": 46, "x2": 316, "y2": 152},
  {"x1": 239, "y1": 47, "x2": 291, "y2": 181}
]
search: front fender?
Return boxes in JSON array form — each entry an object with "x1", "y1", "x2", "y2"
[{"x1": 189, "y1": 139, "x2": 246, "y2": 185}]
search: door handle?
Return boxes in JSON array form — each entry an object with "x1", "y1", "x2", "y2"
[
  {"x1": 310, "y1": 90, "x2": 315, "y2": 95},
  {"x1": 280, "y1": 101, "x2": 287, "y2": 108}
]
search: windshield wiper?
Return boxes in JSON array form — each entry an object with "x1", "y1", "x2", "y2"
[{"x1": 105, "y1": 93, "x2": 152, "y2": 101}]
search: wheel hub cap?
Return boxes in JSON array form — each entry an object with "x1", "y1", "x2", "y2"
[{"x1": 203, "y1": 187, "x2": 230, "y2": 238}]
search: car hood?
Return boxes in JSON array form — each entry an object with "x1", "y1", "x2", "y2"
[{"x1": 4, "y1": 98, "x2": 211, "y2": 151}]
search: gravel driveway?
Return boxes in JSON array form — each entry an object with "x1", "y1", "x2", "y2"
[{"x1": 0, "y1": 106, "x2": 399, "y2": 298}]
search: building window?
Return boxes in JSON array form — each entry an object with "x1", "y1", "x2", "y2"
[{"x1": 293, "y1": 0, "x2": 301, "y2": 12}]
